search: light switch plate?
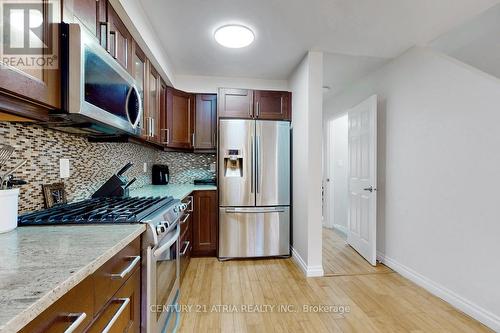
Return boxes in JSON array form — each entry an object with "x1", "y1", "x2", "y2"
[
  {"x1": 210, "y1": 162, "x2": 216, "y2": 172},
  {"x1": 60, "y1": 159, "x2": 70, "y2": 178},
  {"x1": 143, "y1": 162, "x2": 148, "y2": 173}
]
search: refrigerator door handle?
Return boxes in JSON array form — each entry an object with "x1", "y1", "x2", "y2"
[
  {"x1": 225, "y1": 207, "x2": 286, "y2": 213},
  {"x1": 251, "y1": 135, "x2": 255, "y2": 193},
  {"x1": 256, "y1": 135, "x2": 260, "y2": 193}
]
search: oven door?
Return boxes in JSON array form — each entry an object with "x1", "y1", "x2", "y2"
[
  {"x1": 149, "y1": 225, "x2": 180, "y2": 333},
  {"x1": 65, "y1": 23, "x2": 142, "y2": 136}
]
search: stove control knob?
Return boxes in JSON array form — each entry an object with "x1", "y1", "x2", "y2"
[
  {"x1": 156, "y1": 224, "x2": 166, "y2": 235},
  {"x1": 179, "y1": 203, "x2": 187, "y2": 211}
]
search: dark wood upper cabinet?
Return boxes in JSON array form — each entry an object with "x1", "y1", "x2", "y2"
[
  {"x1": 106, "y1": 3, "x2": 132, "y2": 73},
  {"x1": 218, "y1": 88, "x2": 253, "y2": 119},
  {"x1": 132, "y1": 43, "x2": 148, "y2": 139},
  {"x1": 159, "y1": 80, "x2": 168, "y2": 145},
  {"x1": 254, "y1": 90, "x2": 291, "y2": 120},
  {"x1": 0, "y1": 0, "x2": 60, "y2": 116},
  {"x1": 192, "y1": 190, "x2": 218, "y2": 257},
  {"x1": 147, "y1": 64, "x2": 161, "y2": 143},
  {"x1": 71, "y1": 0, "x2": 98, "y2": 36},
  {"x1": 166, "y1": 87, "x2": 195, "y2": 149},
  {"x1": 194, "y1": 94, "x2": 217, "y2": 150},
  {"x1": 218, "y1": 88, "x2": 291, "y2": 121}
]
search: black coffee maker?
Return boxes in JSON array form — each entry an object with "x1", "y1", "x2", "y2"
[{"x1": 152, "y1": 165, "x2": 169, "y2": 185}]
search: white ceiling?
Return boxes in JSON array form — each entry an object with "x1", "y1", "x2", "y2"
[{"x1": 139, "y1": 0, "x2": 499, "y2": 83}]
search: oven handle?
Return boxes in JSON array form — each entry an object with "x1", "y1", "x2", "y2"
[{"x1": 153, "y1": 227, "x2": 180, "y2": 258}]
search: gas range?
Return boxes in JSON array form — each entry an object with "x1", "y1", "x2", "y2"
[{"x1": 18, "y1": 196, "x2": 187, "y2": 246}]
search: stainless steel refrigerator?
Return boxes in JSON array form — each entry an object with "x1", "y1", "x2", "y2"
[{"x1": 218, "y1": 119, "x2": 290, "y2": 259}]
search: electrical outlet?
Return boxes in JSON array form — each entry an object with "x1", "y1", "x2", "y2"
[
  {"x1": 143, "y1": 162, "x2": 148, "y2": 173},
  {"x1": 60, "y1": 159, "x2": 70, "y2": 178},
  {"x1": 209, "y1": 162, "x2": 216, "y2": 172}
]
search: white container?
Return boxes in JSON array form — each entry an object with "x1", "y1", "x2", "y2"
[{"x1": 0, "y1": 188, "x2": 20, "y2": 233}]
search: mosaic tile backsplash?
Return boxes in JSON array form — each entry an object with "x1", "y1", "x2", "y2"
[{"x1": 0, "y1": 122, "x2": 215, "y2": 214}]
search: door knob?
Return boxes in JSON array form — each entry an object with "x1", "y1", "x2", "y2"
[{"x1": 363, "y1": 186, "x2": 376, "y2": 192}]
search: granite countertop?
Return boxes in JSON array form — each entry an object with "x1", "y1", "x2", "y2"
[
  {"x1": 0, "y1": 224, "x2": 145, "y2": 333},
  {"x1": 130, "y1": 184, "x2": 217, "y2": 200}
]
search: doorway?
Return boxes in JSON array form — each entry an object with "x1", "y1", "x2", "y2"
[{"x1": 322, "y1": 96, "x2": 390, "y2": 276}]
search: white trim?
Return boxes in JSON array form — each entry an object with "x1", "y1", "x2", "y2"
[
  {"x1": 291, "y1": 247, "x2": 324, "y2": 277},
  {"x1": 332, "y1": 224, "x2": 347, "y2": 235},
  {"x1": 377, "y1": 252, "x2": 500, "y2": 332}
]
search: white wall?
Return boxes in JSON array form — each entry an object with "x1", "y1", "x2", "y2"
[
  {"x1": 174, "y1": 75, "x2": 288, "y2": 94},
  {"x1": 324, "y1": 46, "x2": 500, "y2": 330},
  {"x1": 289, "y1": 51, "x2": 324, "y2": 277}
]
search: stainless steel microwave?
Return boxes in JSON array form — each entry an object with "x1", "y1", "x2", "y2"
[{"x1": 49, "y1": 23, "x2": 142, "y2": 136}]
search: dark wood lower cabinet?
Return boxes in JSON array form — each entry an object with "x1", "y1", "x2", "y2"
[
  {"x1": 19, "y1": 237, "x2": 141, "y2": 333},
  {"x1": 87, "y1": 268, "x2": 140, "y2": 333},
  {"x1": 192, "y1": 190, "x2": 218, "y2": 257}
]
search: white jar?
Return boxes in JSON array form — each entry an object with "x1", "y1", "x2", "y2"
[{"x1": 0, "y1": 188, "x2": 20, "y2": 233}]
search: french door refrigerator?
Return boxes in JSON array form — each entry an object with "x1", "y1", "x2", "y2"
[{"x1": 219, "y1": 119, "x2": 290, "y2": 259}]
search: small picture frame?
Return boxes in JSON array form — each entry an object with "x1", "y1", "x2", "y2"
[{"x1": 42, "y1": 183, "x2": 67, "y2": 208}]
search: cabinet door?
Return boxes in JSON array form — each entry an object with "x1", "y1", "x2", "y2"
[
  {"x1": 71, "y1": 0, "x2": 98, "y2": 36},
  {"x1": 218, "y1": 88, "x2": 253, "y2": 119},
  {"x1": 132, "y1": 43, "x2": 148, "y2": 139},
  {"x1": 147, "y1": 64, "x2": 161, "y2": 143},
  {"x1": 254, "y1": 90, "x2": 291, "y2": 120},
  {"x1": 86, "y1": 268, "x2": 141, "y2": 333},
  {"x1": 192, "y1": 190, "x2": 218, "y2": 257},
  {"x1": 194, "y1": 94, "x2": 217, "y2": 150},
  {"x1": 106, "y1": 3, "x2": 132, "y2": 73},
  {"x1": 159, "y1": 80, "x2": 168, "y2": 144},
  {"x1": 0, "y1": 0, "x2": 61, "y2": 113},
  {"x1": 166, "y1": 88, "x2": 194, "y2": 149}
]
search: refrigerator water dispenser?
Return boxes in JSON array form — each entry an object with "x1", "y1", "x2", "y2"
[{"x1": 223, "y1": 149, "x2": 243, "y2": 177}]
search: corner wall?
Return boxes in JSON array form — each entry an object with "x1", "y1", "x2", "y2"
[
  {"x1": 289, "y1": 51, "x2": 324, "y2": 277},
  {"x1": 324, "y1": 47, "x2": 500, "y2": 330}
]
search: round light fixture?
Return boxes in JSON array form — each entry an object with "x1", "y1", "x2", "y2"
[{"x1": 214, "y1": 24, "x2": 255, "y2": 48}]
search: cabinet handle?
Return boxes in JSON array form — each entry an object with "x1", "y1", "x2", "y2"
[
  {"x1": 151, "y1": 118, "x2": 155, "y2": 137},
  {"x1": 180, "y1": 241, "x2": 190, "y2": 256},
  {"x1": 160, "y1": 128, "x2": 169, "y2": 144},
  {"x1": 99, "y1": 22, "x2": 108, "y2": 49},
  {"x1": 102, "y1": 298, "x2": 131, "y2": 333},
  {"x1": 192, "y1": 133, "x2": 195, "y2": 146},
  {"x1": 212, "y1": 131, "x2": 216, "y2": 147},
  {"x1": 180, "y1": 213, "x2": 190, "y2": 225},
  {"x1": 109, "y1": 31, "x2": 117, "y2": 58},
  {"x1": 187, "y1": 196, "x2": 193, "y2": 212},
  {"x1": 110, "y1": 256, "x2": 140, "y2": 279},
  {"x1": 256, "y1": 101, "x2": 260, "y2": 117},
  {"x1": 63, "y1": 312, "x2": 87, "y2": 333}
]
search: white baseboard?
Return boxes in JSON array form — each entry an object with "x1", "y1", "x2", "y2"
[
  {"x1": 333, "y1": 224, "x2": 347, "y2": 234},
  {"x1": 377, "y1": 251, "x2": 500, "y2": 332},
  {"x1": 291, "y1": 247, "x2": 324, "y2": 277}
]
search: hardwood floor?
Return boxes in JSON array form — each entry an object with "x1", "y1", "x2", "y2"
[
  {"x1": 178, "y1": 257, "x2": 492, "y2": 332},
  {"x1": 323, "y1": 227, "x2": 392, "y2": 276}
]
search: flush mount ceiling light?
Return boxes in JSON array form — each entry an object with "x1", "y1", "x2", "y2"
[{"x1": 214, "y1": 25, "x2": 255, "y2": 48}]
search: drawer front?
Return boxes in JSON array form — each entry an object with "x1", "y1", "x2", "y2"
[
  {"x1": 19, "y1": 276, "x2": 94, "y2": 333},
  {"x1": 87, "y1": 268, "x2": 141, "y2": 333},
  {"x1": 94, "y1": 237, "x2": 141, "y2": 312}
]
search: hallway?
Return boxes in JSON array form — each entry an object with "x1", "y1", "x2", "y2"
[{"x1": 322, "y1": 227, "x2": 392, "y2": 276}]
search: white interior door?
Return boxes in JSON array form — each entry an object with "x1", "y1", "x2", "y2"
[{"x1": 347, "y1": 95, "x2": 378, "y2": 266}]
